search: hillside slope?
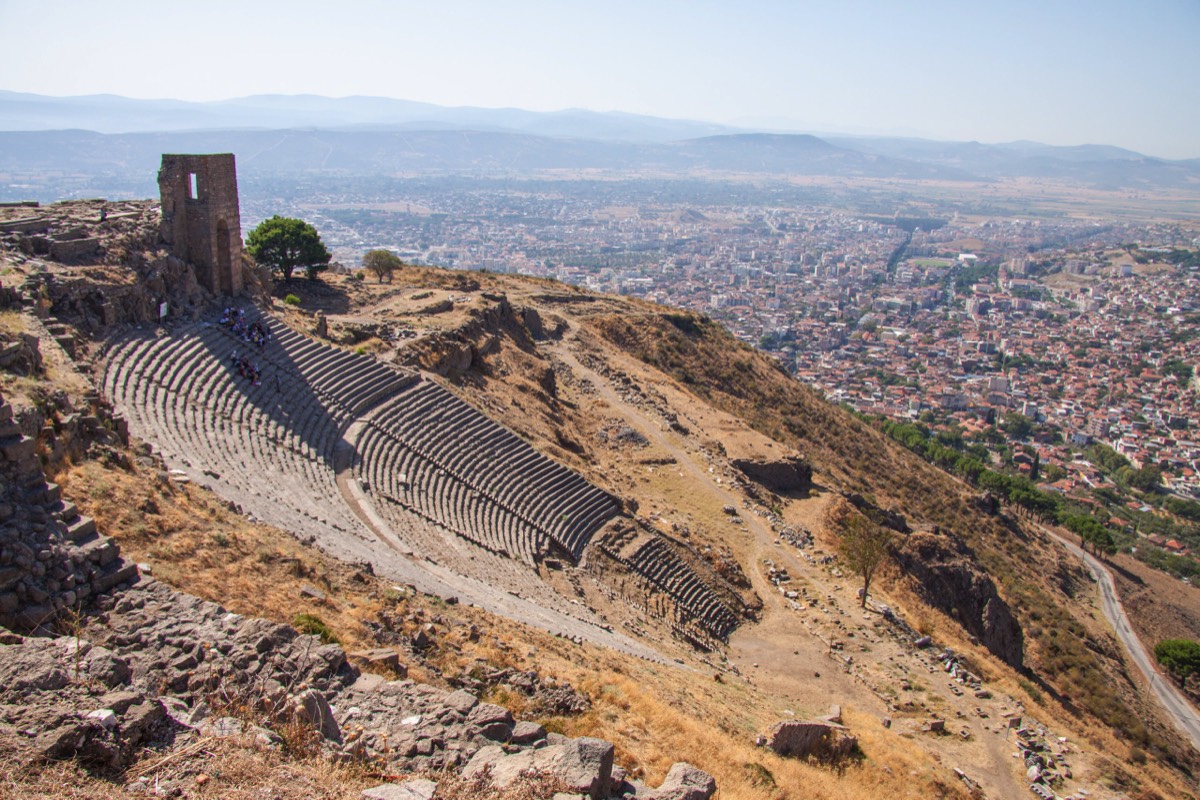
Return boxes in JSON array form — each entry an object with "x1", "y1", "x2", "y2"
[{"x1": 0, "y1": 214, "x2": 1196, "y2": 798}]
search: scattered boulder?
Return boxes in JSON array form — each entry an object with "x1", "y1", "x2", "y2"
[
  {"x1": 511, "y1": 720, "x2": 547, "y2": 745},
  {"x1": 764, "y1": 720, "x2": 858, "y2": 761},
  {"x1": 465, "y1": 736, "x2": 614, "y2": 800},
  {"x1": 645, "y1": 762, "x2": 717, "y2": 800},
  {"x1": 292, "y1": 688, "x2": 341, "y2": 742}
]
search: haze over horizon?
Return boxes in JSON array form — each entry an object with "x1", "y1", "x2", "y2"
[{"x1": 1, "y1": 0, "x2": 1197, "y2": 159}]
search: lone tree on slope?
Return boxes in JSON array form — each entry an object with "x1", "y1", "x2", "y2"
[
  {"x1": 362, "y1": 248, "x2": 402, "y2": 283},
  {"x1": 838, "y1": 513, "x2": 894, "y2": 609},
  {"x1": 246, "y1": 216, "x2": 331, "y2": 282}
]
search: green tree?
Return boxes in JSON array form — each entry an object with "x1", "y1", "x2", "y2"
[
  {"x1": 838, "y1": 514, "x2": 894, "y2": 609},
  {"x1": 1155, "y1": 639, "x2": 1200, "y2": 682},
  {"x1": 1064, "y1": 514, "x2": 1116, "y2": 556},
  {"x1": 362, "y1": 248, "x2": 402, "y2": 283},
  {"x1": 246, "y1": 216, "x2": 331, "y2": 282},
  {"x1": 1086, "y1": 443, "x2": 1130, "y2": 476},
  {"x1": 1001, "y1": 412, "x2": 1034, "y2": 440},
  {"x1": 1126, "y1": 464, "x2": 1163, "y2": 492}
]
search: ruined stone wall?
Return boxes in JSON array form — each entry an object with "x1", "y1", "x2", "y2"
[
  {"x1": 0, "y1": 391, "x2": 137, "y2": 632},
  {"x1": 158, "y1": 154, "x2": 243, "y2": 297}
]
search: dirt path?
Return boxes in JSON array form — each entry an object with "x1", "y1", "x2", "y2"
[{"x1": 549, "y1": 335, "x2": 724, "y2": 499}]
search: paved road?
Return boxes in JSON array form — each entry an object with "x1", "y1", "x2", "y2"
[{"x1": 1048, "y1": 528, "x2": 1200, "y2": 750}]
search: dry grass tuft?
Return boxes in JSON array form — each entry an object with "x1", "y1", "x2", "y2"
[
  {"x1": 430, "y1": 766, "x2": 567, "y2": 800},
  {"x1": 0, "y1": 728, "x2": 384, "y2": 800}
]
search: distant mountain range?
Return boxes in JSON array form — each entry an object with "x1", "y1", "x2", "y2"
[
  {"x1": 1, "y1": 91, "x2": 1198, "y2": 193},
  {"x1": 0, "y1": 91, "x2": 735, "y2": 142}
]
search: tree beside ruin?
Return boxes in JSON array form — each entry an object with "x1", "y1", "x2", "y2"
[
  {"x1": 838, "y1": 514, "x2": 894, "y2": 608},
  {"x1": 362, "y1": 248, "x2": 402, "y2": 283},
  {"x1": 246, "y1": 216, "x2": 331, "y2": 282}
]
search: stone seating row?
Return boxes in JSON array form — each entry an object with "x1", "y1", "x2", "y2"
[
  {"x1": 103, "y1": 326, "x2": 362, "y2": 549},
  {"x1": 358, "y1": 421, "x2": 544, "y2": 564},
  {"x1": 103, "y1": 307, "x2": 622, "y2": 607},
  {"x1": 363, "y1": 383, "x2": 618, "y2": 560},
  {"x1": 621, "y1": 537, "x2": 740, "y2": 640}
]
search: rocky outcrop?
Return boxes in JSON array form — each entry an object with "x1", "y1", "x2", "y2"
[
  {"x1": 520, "y1": 306, "x2": 567, "y2": 341},
  {"x1": 893, "y1": 530, "x2": 1024, "y2": 669},
  {"x1": 0, "y1": 574, "x2": 718, "y2": 795},
  {"x1": 0, "y1": 636, "x2": 173, "y2": 771},
  {"x1": 844, "y1": 492, "x2": 909, "y2": 533},
  {"x1": 732, "y1": 456, "x2": 812, "y2": 492}
]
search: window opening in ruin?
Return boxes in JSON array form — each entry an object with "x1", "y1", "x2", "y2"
[{"x1": 189, "y1": 172, "x2": 199, "y2": 199}]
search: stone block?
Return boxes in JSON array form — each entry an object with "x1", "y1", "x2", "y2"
[
  {"x1": 2, "y1": 436, "x2": 34, "y2": 462},
  {"x1": 465, "y1": 736, "x2": 614, "y2": 800},
  {"x1": 362, "y1": 780, "x2": 437, "y2": 800},
  {"x1": 444, "y1": 689, "x2": 478, "y2": 715},
  {"x1": 348, "y1": 648, "x2": 406, "y2": 677},
  {"x1": 645, "y1": 762, "x2": 717, "y2": 800}
]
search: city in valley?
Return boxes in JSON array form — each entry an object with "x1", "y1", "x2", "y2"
[
  {"x1": 8, "y1": 154, "x2": 1200, "y2": 575},
  {"x1": 247, "y1": 173, "x2": 1200, "y2": 576}
]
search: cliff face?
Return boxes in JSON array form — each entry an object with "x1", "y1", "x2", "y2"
[
  {"x1": 893, "y1": 530, "x2": 1024, "y2": 669},
  {"x1": 731, "y1": 456, "x2": 812, "y2": 492}
]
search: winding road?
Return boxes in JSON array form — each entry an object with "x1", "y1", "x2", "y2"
[{"x1": 1047, "y1": 527, "x2": 1200, "y2": 750}]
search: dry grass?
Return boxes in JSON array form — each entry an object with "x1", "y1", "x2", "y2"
[
  {"x1": 0, "y1": 730, "x2": 382, "y2": 800},
  {"x1": 54, "y1": 458, "x2": 391, "y2": 655},
  {"x1": 53, "y1": 450, "x2": 980, "y2": 800}
]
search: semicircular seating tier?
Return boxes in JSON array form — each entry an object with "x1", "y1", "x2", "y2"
[
  {"x1": 102, "y1": 306, "x2": 744, "y2": 648},
  {"x1": 102, "y1": 308, "x2": 619, "y2": 572}
]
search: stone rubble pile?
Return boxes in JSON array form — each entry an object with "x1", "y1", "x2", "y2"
[
  {"x1": 778, "y1": 525, "x2": 814, "y2": 550},
  {"x1": 1015, "y1": 724, "x2": 1078, "y2": 799},
  {"x1": 0, "y1": 393, "x2": 137, "y2": 633},
  {"x1": 936, "y1": 649, "x2": 988, "y2": 698},
  {"x1": 448, "y1": 663, "x2": 592, "y2": 716}
]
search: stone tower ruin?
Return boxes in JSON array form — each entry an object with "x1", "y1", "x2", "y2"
[{"x1": 158, "y1": 153, "x2": 244, "y2": 296}]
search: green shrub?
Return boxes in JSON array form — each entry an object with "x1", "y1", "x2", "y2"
[
  {"x1": 742, "y1": 762, "x2": 776, "y2": 788},
  {"x1": 293, "y1": 612, "x2": 339, "y2": 644},
  {"x1": 1155, "y1": 639, "x2": 1200, "y2": 680},
  {"x1": 283, "y1": 294, "x2": 301, "y2": 306}
]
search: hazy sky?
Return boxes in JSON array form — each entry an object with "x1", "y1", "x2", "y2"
[{"x1": 1, "y1": 0, "x2": 1197, "y2": 158}]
